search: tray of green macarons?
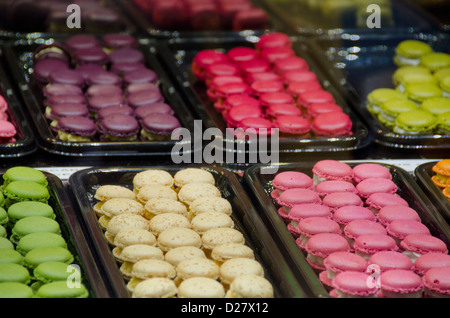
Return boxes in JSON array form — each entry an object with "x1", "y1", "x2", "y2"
[
  {"x1": 307, "y1": 31, "x2": 450, "y2": 149},
  {"x1": 3, "y1": 33, "x2": 197, "y2": 157},
  {"x1": 0, "y1": 166, "x2": 111, "y2": 298}
]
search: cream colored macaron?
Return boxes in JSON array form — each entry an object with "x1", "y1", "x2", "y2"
[
  {"x1": 219, "y1": 258, "x2": 264, "y2": 288},
  {"x1": 201, "y1": 228, "x2": 245, "y2": 257},
  {"x1": 113, "y1": 244, "x2": 164, "y2": 263},
  {"x1": 191, "y1": 212, "x2": 234, "y2": 235},
  {"x1": 131, "y1": 277, "x2": 177, "y2": 298},
  {"x1": 174, "y1": 257, "x2": 220, "y2": 286},
  {"x1": 177, "y1": 182, "x2": 222, "y2": 207},
  {"x1": 93, "y1": 185, "x2": 136, "y2": 214},
  {"x1": 131, "y1": 259, "x2": 176, "y2": 280},
  {"x1": 164, "y1": 246, "x2": 206, "y2": 267},
  {"x1": 100, "y1": 198, "x2": 145, "y2": 219},
  {"x1": 211, "y1": 243, "x2": 255, "y2": 265},
  {"x1": 226, "y1": 274, "x2": 274, "y2": 298},
  {"x1": 148, "y1": 213, "x2": 191, "y2": 237},
  {"x1": 188, "y1": 196, "x2": 233, "y2": 219},
  {"x1": 157, "y1": 227, "x2": 202, "y2": 252},
  {"x1": 112, "y1": 228, "x2": 157, "y2": 248},
  {"x1": 144, "y1": 198, "x2": 188, "y2": 220},
  {"x1": 104, "y1": 213, "x2": 149, "y2": 245},
  {"x1": 133, "y1": 169, "x2": 174, "y2": 192},
  {"x1": 136, "y1": 184, "x2": 178, "y2": 204},
  {"x1": 173, "y1": 168, "x2": 216, "y2": 189},
  {"x1": 177, "y1": 277, "x2": 225, "y2": 298}
]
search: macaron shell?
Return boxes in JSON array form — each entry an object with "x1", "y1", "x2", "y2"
[
  {"x1": 368, "y1": 251, "x2": 414, "y2": 272},
  {"x1": 422, "y1": 266, "x2": 450, "y2": 295},
  {"x1": 323, "y1": 251, "x2": 368, "y2": 273},
  {"x1": 380, "y1": 269, "x2": 423, "y2": 294},
  {"x1": 305, "y1": 233, "x2": 350, "y2": 258},
  {"x1": 400, "y1": 234, "x2": 448, "y2": 254},
  {"x1": 272, "y1": 171, "x2": 314, "y2": 191},
  {"x1": 332, "y1": 271, "x2": 378, "y2": 297},
  {"x1": 413, "y1": 253, "x2": 450, "y2": 276}
]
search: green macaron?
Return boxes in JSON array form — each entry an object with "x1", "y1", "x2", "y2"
[
  {"x1": 420, "y1": 97, "x2": 450, "y2": 116},
  {"x1": 10, "y1": 216, "x2": 61, "y2": 245},
  {"x1": 396, "y1": 71, "x2": 438, "y2": 92},
  {"x1": 0, "y1": 208, "x2": 8, "y2": 227},
  {"x1": 16, "y1": 232, "x2": 67, "y2": 256},
  {"x1": 0, "y1": 282, "x2": 34, "y2": 298},
  {"x1": 33, "y1": 261, "x2": 81, "y2": 284},
  {"x1": 24, "y1": 246, "x2": 74, "y2": 270},
  {"x1": 35, "y1": 281, "x2": 89, "y2": 298},
  {"x1": 439, "y1": 75, "x2": 450, "y2": 97},
  {"x1": 2, "y1": 167, "x2": 48, "y2": 188},
  {"x1": 0, "y1": 263, "x2": 31, "y2": 284},
  {"x1": 0, "y1": 248, "x2": 24, "y2": 265},
  {"x1": 7, "y1": 201, "x2": 55, "y2": 226},
  {"x1": 0, "y1": 237, "x2": 13, "y2": 250},
  {"x1": 434, "y1": 67, "x2": 450, "y2": 82},
  {"x1": 0, "y1": 225, "x2": 6, "y2": 238},
  {"x1": 392, "y1": 65, "x2": 432, "y2": 86},
  {"x1": 420, "y1": 52, "x2": 450, "y2": 72},
  {"x1": 0, "y1": 192, "x2": 4, "y2": 208},
  {"x1": 394, "y1": 40, "x2": 433, "y2": 66},
  {"x1": 2, "y1": 181, "x2": 50, "y2": 208},
  {"x1": 436, "y1": 111, "x2": 450, "y2": 134},
  {"x1": 378, "y1": 98, "x2": 418, "y2": 128},
  {"x1": 366, "y1": 88, "x2": 407, "y2": 114},
  {"x1": 393, "y1": 109, "x2": 437, "y2": 135},
  {"x1": 404, "y1": 82, "x2": 443, "y2": 104}
]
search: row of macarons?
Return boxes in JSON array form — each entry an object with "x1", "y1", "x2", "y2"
[
  {"x1": 191, "y1": 32, "x2": 353, "y2": 137},
  {"x1": 269, "y1": 160, "x2": 449, "y2": 297},
  {"x1": 32, "y1": 33, "x2": 182, "y2": 142},
  {"x1": 91, "y1": 168, "x2": 274, "y2": 298},
  {"x1": 0, "y1": 94, "x2": 16, "y2": 144},
  {"x1": 134, "y1": 0, "x2": 270, "y2": 31},
  {"x1": 431, "y1": 159, "x2": 450, "y2": 200},
  {"x1": 0, "y1": 166, "x2": 88, "y2": 298},
  {"x1": 366, "y1": 39, "x2": 450, "y2": 135}
]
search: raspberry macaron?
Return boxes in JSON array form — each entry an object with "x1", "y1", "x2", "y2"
[
  {"x1": 413, "y1": 253, "x2": 450, "y2": 276},
  {"x1": 292, "y1": 216, "x2": 341, "y2": 246},
  {"x1": 274, "y1": 115, "x2": 311, "y2": 136},
  {"x1": 304, "y1": 233, "x2": 350, "y2": 271},
  {"x1": 386, "y1": 220, "x2": 431, "y2": 246},
  {"x1": 226, "y1": 46, "x2": 258, "y2": 64},
  {"x1": 422, "y1": 266, "x2": 450, "y2": 298},
  {"x1": 321, "y1": 251, "x2": 368, "y2": 288},
  {"x1": 314, "y1": 180, "x2": 357, "y2": 198},
  {"x1": 256, "y1": 32, "x2": 292, "y2": 51},
  {"x1": 356, "y1": 177, "x2": 398, "y2": 199},
  {"x1": 287, "y1": 81, "x2": 322, "y2": 100},
  {"x1": 365, "y1": 193, "x2": 409, "y2": 215},
  {"x1": 333, "y1": 205, "x2": 376, "y2": 231},
  {"x1": 306, "y1": 102, "x2": 343, "y2": 119},
  {"x1": 352, "y1": 163, "x2": 393, "y2": 183},
  {"x1": 276, "y1": 188, "x2": 322, "y2": 219},
  {"x1": 344, "y1": 219, "x2": 387, "y2": 248},
  {"x1": 322, "y1": 192, "x2": 364, "y2": 213},
  {"x1": 225, "y1": 104, "x2": 263, "y2": 128},
  {"x1": 311, "y1": 111, "x2": 353, "y2": 136},
  {"x1": 400, "y1": 234, "x2": 448, "y2": 263},
  {"x1": 297, "y1": 89, "x2": 335, "y2": 108},
  {"x1": 271, "y1": 170, "x2": 314, "y2": 200},
  {"x1": 353, "y1": 234, "x2": 399, "y2": 260},
  {"x1": 273, "y1": 56, "x2": 308, "y2": 75},
  {"x1": 191, "y1": 50, "x2": 229, "y2": 81},
  {"x1": 282, "y1": 69, "x2": 318, "y2": 85},
  {"x1": 332, "y1": 271, "x2": 379, "y2": 298},
  {"x1": 287, "y1": 204, "x2": 333, "y2": 227},
  {"x1": 312, "y1": 160, "x2": 354, "y2": 184},
  {"x1": 379, "y1": 269, "x2": 423, "y2": 298},
  {"x1": 266, "y1": 104, "x2": 302, "y2": 119},
  {"x1": 368, "y1": 251, "x2": 414, "y2": 273}
]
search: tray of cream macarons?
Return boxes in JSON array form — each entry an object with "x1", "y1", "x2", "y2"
[
  {"x1": 307, "y1": 31, "x2": 450, "y2": 149},
  {"x1": 67, "y1": 165, "x2": 308, "y2": 298},
  {"x1": 0, "y1": 49, "x2": 37, "y2": 158},
  {"x1": 0, "y1": 166, "x2": 111, "y2": 298},
  {"x1": 157, "y1": 31, "x2": 371, "y2": 155},
  {"x1": 3, "y1": 33, "x2": 197, "y2": 156},
  {"x1": 243, "y1": 159, "x2": 450, "y2": 298}
]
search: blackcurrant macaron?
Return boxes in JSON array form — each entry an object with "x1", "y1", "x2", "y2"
[
  {"x1": 140, "y1": 113, "x2": 181, "y2": 141},
  {"x1": 98, "y1": 114, "x2": 140, "y2": 142}
]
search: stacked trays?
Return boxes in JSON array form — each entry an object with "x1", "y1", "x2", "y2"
[
  {"x1": 68, "y1": 165, "x2": 307, "y2": 298},
  {"x1": 0, "y1": 169, "x2": 111, "y2": 298},
  {"x1": 158, "y1": 34, "x2": 370, "y2": 155},
  {"x1": 243, "y1": 161, "x2": 450, "y2": 297},
  {"x1": 3, "y1": 36, "x2": 197, "y2": 156},
  {"x1": 308, "y1": 31, "x2": 450, "y2": 149}
]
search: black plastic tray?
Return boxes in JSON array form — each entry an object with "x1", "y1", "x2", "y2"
[
  {"x1": 243, "y1": 161, "x2": 450, "y2": 297},
  {"x1": 68, "y1": 165, "x2": 308, "y2": 298},
  {"x1": 308, "y1": 31, "x2": 450, "y2": 149},
  {"x1": 0, "y1": 47, "x2": 36, "y2": 158},
  {"x1": 415, "y1": 161, "x2": 450, "y2": 224},
  {"x1": 3, "y1": 36, "x2": 197, "y2": 157},
  {"x1": 158, "y1": 35, "x2": 371, "y2": 155},
  {"x1": 259, "y1": 0, "x2": 441, "y2": 36},
  {"x1": 0, "y1": 169, "x2": 112, "y2": 298},
  {"x1": 116, "y1": 0, "x2": 292, "y2": 38}
]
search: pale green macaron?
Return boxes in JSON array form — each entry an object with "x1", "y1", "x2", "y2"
[
  {"x1": 35, "y1": 281, "x2": 89, "y2": 298},
  {"x1": 24, "y1": 246, "x2": 74, "y2": 270},
  {"x1": 404, "y1": 82, "x2": 443, "y2": 105},
  {"x1": 0, "y1": 225, "x2": 6, "y2": 238},
  {"x1": 392, "y1": 65, "x2": 431, "y2": 87},
  {"x1": 2, "y1": 166, "x2": 48, "y2": 188},
  {"x1": 439, "y1": 75, "x2": 450, "y2": 97},
  {"x1": 0, "y1": 282, "x2": 34, "y2": 298},
  {"x1": 33, "y1": 261, "x2": 81, "y2": 284},
  {"x1": 0, "y1": 237, "x2": 13, "y2": 250},
  {"x1": 396, "y1": 71, "x2": 438, "y2": 93},
  {"x1": 0, "y1": 263, "x2": 31, "y2": 284},
  {"x1": 10, "y1": 216, "x2": 61, "y2": 244},
  {"x1": 394, "y1": 40, "x2": 433, "y2": 67},
  {"x1": 436, "y1": 111, "x2": 450, "y2": 134},
  {"x1": 0, "y1": 208, "x2": 8, "y2": 227},
  {"x1": 16, "y1": 232, "x2": 67, "y2": 256},
  {"x1": 366, "y1": 88, "x2": 407, "y2": 114},
  {"x1": 393, "y1": 109, "x2": 437, "y2": 135},
  {"x1": 0, "y1": 248, "x2": 24, "y2": 265},
  {"x1": 434, "y1": 67, "x2": 450, "y2": 82},
  {"x1": 378, "y1": 98, "x2": 418, "y2": 128},
  {"x1": 420, "y1": 97, "x2": 450, "y2": 116},
  {"x1": 420, "y1": 52, "x2": 450, "y2": 73}
]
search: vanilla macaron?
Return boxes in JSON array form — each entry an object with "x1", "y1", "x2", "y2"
[
  {"x1": 174, "y1": 257, "x2": 220, "y2": 286},
  {"x1": 202, "y1": 228, "x2": 245, "y2": 257},
  {"x1": 157, "y1": 227, "x2": 202, "y2": 252},
  {"x1": 188, "y1": 196, "x2": 233, "y2": 219},
  {"x1": 148, "y1": 213, "x2": 192, "y2": 236},
  {"x1": 143, "y1": 198, "x2": 188, "y2": 220},
  {"x1": 93, "y1": 185, "x2": 136, "y2": 214},
  {"x1": 177, "y1": 277, "x2": 225, "y2": 298},
  {"x1": 164, "y1": 246, "x2": 207, "y2": 267},
  {"x1": 226, "y1": 274, "x2": 274, "y2": 298},
  {"x1": 112, "y1": 228, "x2": 157, "y2": 249},
  {"x1": 219, "y1": 258, "x2": 264, "y2": 289},
  {"x1": 100, "y1": 198, "x2": 145, "y2": 221},
  {"x1": 177, "y1": 182, "x2": 222, "y2": 207},
  {"x1": 136, "y1": 184, "x2": 178, "y2": 205},
  {"x1": 104, "y1": 213, "x2": 149, "y2": 245},
  {"x1": 132, "y1": 169, "x2": 174, "y2": 192},
  {"x1": 113, "y1": 244, "x2": 164, "y2": 263},
  {"x1": 211, "y1": 243, "x2": 255, "y2": 265},
  {"x1": 191, "y1": 212, "x2": 235, "y2": 235},
  {"x1": 173, "y1": 168, "x2": 216, "y2": 189},
  {"x1": 128, "y1": 259, "x2": 176, "y2": 291},
  {"x1": 131, "y1": 277, "x2": 177, "y2": 298}
]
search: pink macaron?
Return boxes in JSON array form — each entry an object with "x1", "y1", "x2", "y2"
[
  {"x1": 207, "y1": 75, "x2": 245, "y2": 102},
  {"x1": 332, "y1": 271, "x2": 379, "y2": 298},
  {"x1": 226, "y1": 46, "x2": 258, "y2": 64},
  {"x1": 297, "y1": 89, "x2": 335, "y2": 108},
  {"x1": 225, "y1": 104, "x2": 263, "y2": 128},
  {"x1": 352, "y1": 163, "x2": 393, "y2": 183},
  {"x1": 250, "y1": 79, "x2": 284, "y2": 97},
  {"x1": 333, "y1": 206, "x2": 377, "y2": 232},
  {"x1": 413, "y1": 253, "x2": 450, "y2": 276},
  {"x1": 312, "y1": 160, "x2": 354, "y2": 184},
  {"x1": 356, "y1": 177, "x2": 398, "y2": 199},
  {"x1": 273, "y1": 56, "x2": 308, "y2": 74},
  {"x1": 286, "y1": 204, "x2": 333, "y2": 225},
  {"x1": 256, "y1": 32, "x2": 292, "y2": 51},
  {"x1": 344, "y1": 219, "x2": 387, "y2": 248},
  {"x1": 276, "y1": 188, "x2": 322, "y2": 219},
  {"x1": 266, "y1": 103, "x2": 302, "y2": 119},
  {"x1": 400, "y1": 234, "x2": 448, "y2": 262},
  {"x1": 245, "y1": 71, "x2": 281, "y2": 84},
  {"x1": 237, "y1": 117, "x2": 275, "y2": 137},
  {"x1": 365, "y1": 193, "x2": 409, "y2": 215},
  {"x1": 192, "y1": 49, "x2": 229, "y2": 81},
  {"x1": 274, "y1": 115, "x2": 311, "y2": 135},
  {"x1": 259, "y1": 91, "x2": 295, "y2": 108},
  {"x1": 311, "y1": 111, "x2": 353, "y2": 137},
  {"x1": 422, "y1": 266, "x2": 450, "y2": 298},
  {"x1": 323, "y1": 251, "x2": 368, "y2": 280},
  {"x1": 353, "y1": 234, "x2": 399, "y2": 260},
  {"x1": 386, "y1": 220, "x2": 431, "y2": 246},
  {"x1": 314, "y1": 180, "x2": 357, "y2": 198},
  {"x1": 306, "y1": 102, "x2": 343, "y2": 118},
  {"x1": 286, "y1": 81, "x2": 322, "y2": 99},
  {"x1": 238, "y1": 58, "x2": 271, "y2": 76},
  {"x1": 368, "y1": 251, "x2": 414, "y2": 273},
  {"x1": 260, "y1": 46, "x2": 295, "y2": 64},
  {"x1": 292, "y1": 217, "x2": 341, "y2": 248},
  {"x1": 377, "y1": 205, "x2": 421, "y2": 227},
  {"x1": 0, "y1": 120, "x2": 17, "y2": 139},
  {"x1": 271, "y1": 170, "x2": 314, "y2": 197},
  {"x1": 379, "y1": 269, "x2": 423, "y2": 298},
  {"x1": 304, "y1": 233, "x2": 350, "y2": 271},
  {"x1": 322, "y1": 192, "x2": 364, "y2": 213},
  {"x1": 282, "y1": 69, "x2": 318, "y2": 85}
]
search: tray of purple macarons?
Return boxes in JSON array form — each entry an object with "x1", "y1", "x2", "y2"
[
  {"x1": 243, "y1": 160, "x2": 450, "y2": 298},
  {"x1": 0, "y1": 48, "x2": 36, "y2": 158},
  {"x1": 3, "y1": 33, "x2": 197, "y2": 156}
]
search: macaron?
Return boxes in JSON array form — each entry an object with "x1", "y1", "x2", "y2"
[
  {"x1": 394, "y1": 40, "x2": 433, "y2": 67},
  {"x1": 131, "y1": 259, "x2": 176, "y2": 281},
  {"x1": 178, "y1": 277, "x2": 225, "y2": 298},
  {"x1": 33, "y1": 58, "x2": 70, "y2": 84},
  {"x1": 377, "y1": 205, "x2": 421, "y2": 227},
  {"x1": 282, "y1": 69, "x2": 318, "y2": 85},
  {"x1": 0, "y1": 282, "x2": 34, "y2": 298},
  {"x1": 125, "y1": 82, "x2": 160, "y2": 96},
  {"x1": 386, "y1": 220, "x2": 430, "y2": 246},
  {"x1": 201, "y1": 228, "x2": 245, "y2": 256},
  {"x1": 293, "y1": 217, "x2": 341, "y2": 248},
  {"x1": 422, "y1": 266, "x2": 450, "y2": 298},
  {"x1": 314, "y1": 180, "x2": 356, "y2": 199},
  {"x1": 353, "y1": 234, "x2": 399, "y2": 260},
  {"x1": 113, "y1": 244, "x2": 164, "y2": 264},
  {"x1": 377, "y1": 98, "x2": 419, "y2": 128},
  {"x1": 266, "y1": 103, "x2": 302, "y2": 119},
  {"x1": 188, "y1": 197, "x2": 232, "y2": 219},
  {"x1": 102, "y1": 33, "x2": 138, "y2": 50},
  {"x1": 226, "y1": 46, "x2": 258, "y2": 64},
  {"x1": 440, "y1": 75, "x2": 450, "y2": 98},
  {"x1": 191, "y1": 212, "x2": 234, "y2": 235},
  {"x1": 33, "y1": 261, "x2": 80, "y2": 285},
  {"x1": 113, "y1": 228, "x2": 157, "y2": 249},
  {"x1": 287, "y1": 81, "x2": 322, "y2": 99},
  {"x1": 273, "y1": 56, "x2": 308, "y2": 74},
  {"x1": 173, "y1": 168, "x2": 216, "y2": 188},
  {"x1": 343, "y1": 219, "x2": 387, "y2": 248},
  {"x1": 352, "y1": 163, "x2": 392, "y2": 183},
  {"x1": 245, "y1": 71, "x2": 281, "y2": 85},
  {"x1": 65, "y1": 34, "x2": 100, "y2": 51},
  {"x1": 10, "y1": 215, "x2": 60, "y2": 244},
  {"x1": 93, "y1": 185, "x2": 135, "y2": 212},
  {"x1": 274, "y1": 115, "x2": 311, "y2": 135},
  {"x1": 404, "y1": 83, "x2": 443, "y2": 106},
  {"x1": 332, "y1": 271, "x2": 378, "y2": 298},
  {"x1": 42, "y1": 83, "x2": 83, "y2": 98},
  {"x1": 219, "y1": 258, "x2": 264, "y2": 288},
  {"x1": 47, "y1": 104, "x2": 90, "y2": 129},
  {"x1": 108, "y1": 47, "x2": 144, "y2": 65},
  {"x1": 144, "y1": 198, "x2": 187, "y2": 219},
  {"x1": 393, "y1": 65, "x2": 432, "y2": 87},
  {"x1": 220, "y1": 94, "x2": 260, "y2": 111},
  {"x1": 237, "y1": 117, "x2": 275, "y2": 137},
  {"x1": 379, "y1": 269, "x2": 423, "y2": 298},
  {"x1": 56, "y1": 116, "x2": 97, "y2": 142},
  {"x1": 322, "y1": 251, "x2": 368, "y2": 286},
  {"x1": 225, "y1": 104, "x2": 263, "y2": 128},
  {"x1": 0, "y1": 263, "x2": 30, "y2": 284},
  {"x1": 191, "y1": 50, "x2": 228, "y2": 81},
  {"x1": 322, "y1": 192, "x2": 363, "y2": 213},
  {"x1": 304, "y1": 233, "x2": 350, "y2": 271},
  {"x1": 312, "y1": 160, "x2": 354, "y2": 184},
  {"x1": 366, "y1": 88, "x2": 407, "y2": 114},
  {"x1": 420, "y1": 97, "x2": 450, "y2": 117},
  {"x1": 356, "y1": 177, "x2": 398, "y2": 199},
  {"x1": 175, "y1": 257, "x2": 220, "y2": 285},
  {"x1": 311, "y1": 111, "x2": 353, "y2": 136},
  {"x1": 164, "y1": 246, "x2": 206, "y2": 267},
  {"x1": 131, "y1": 277, "x2": 177, "y2": 298},
  {"x1": 2, "y1": 181, "x2": 50, "y2": 209},
  {"x1": 0, "y1": 237, "x2": 13, "y2": 250},
  {"x1": 104, "y1": 213, "x2": 149, "y2": 244},
  {"x1": 368, "y1": 251, "x2": 414, "y2": 273},
  {"x1": 400, "y1": 234, "x2": 448, "y2": 263},
  {"x1": 259, "y1": 92, "x2": 295, "y2": 109},
  {"x1": 98, "y1": 114, "x2": 140, "y2": 142},
  {"x1": 16, "y1": 232, "x2": 67, "y2": 256},
  {"x1": 0, "y1": 120, "x2": 16, "y2": 141},
  {"x1": 413, "y1": 253, "x2": 450, "y2": 276},
  {"x1": 157, "y1": 227, "x2": 202, "y2": 252},
  {"x1": 3, "y1": 167, "x2": 47, "y2": 188},
  {"x1": 307, "y1": 102, "x2": 343, "y2": 118},
  {"x1": 74, "y1": 63, "x2": 106, "y2": 81},
  {"x1": 256, "y1": 32, "x2": 292, "y2": 51},
  {"x1": 24, "y1": 246, "x2": 74, "y2": 270},
  {"x1": 420, "y1": 52, "x2": 450, "y2": 72},
  {"x1": 365, "y1": 193, "x2": 409, "y2": 215},
  {"x1": 250, "y1": 80, "x2": 284, "y2": 97},
  {"x1": 432, "y1": 159, "x2": 450, "y2": 188},
  {"x1": 0, "y1": 208, "x2": 8, "y2": 227},
  {"x1": 49, "y1": 69, "x2": 85, "y2": 88},
  {"x1": 0, "y1": 249, "x2": 24, "y2": 265},
  {"x1": 136, "y1": 184, "x2": 178, "y2": 205},
  {"x1": 436, "y1": 111, "x2": 450, "y2": 135},
  {"x1": 140, "y1": 113, "x2": 181, "y2": 141},
  {"x1": 271, "y1": 171, "x2": 314, "y2": 200},
  {"x1": 123, "y1": 68, "x2": 158, "y2": 86},
  {"x1": 333, "y1": 205, "x2": 376, "y2": 230},
  {"x1": 286, "y1": 204, "x2": 333, "y2": 229},
  {"x1": 226, "y1": 274, "x2": 273, "y2": 298},
  {"x1": 210, "y1": 243, "x2": 255, "y2": 265},
  {"x1": 396, "y1": 71, "x2": 438, "y2": 93},
  {"x1": 260, "y1": 46, "x2": 295, "y2": 64},
  {"x1": 238, "y1": 58, "x2": 271, "y2": 77},
  {"x1": 73, "y1": 47, "x2": 109, "y2": 65},
  {"x1": 148, "y1": 213, "x2": 191, "y2": 237},
  {"x1": 276, "y1": 188, "x2": 322, "y2": 217},
  {"x1": 177, "y1": 182, "x2": 221, "y2": 207},
  {"x1": 35, "y1": 281, "x2": 89, "y2": 298}
]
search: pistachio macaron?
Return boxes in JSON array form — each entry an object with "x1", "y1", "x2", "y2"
[
  {"x1": 420, "y1": 52, "x2": 450, "y2": 72},
  {"x1": 2, "y1": 181, "x2": 50, "y2": 208},
  {"x1": 392, "y1": 65, "x2": 432, "y2": 87},
  {"x1": 2, "y1": 166, "x2": 48, "y2": 188},
  {"x1": 0, "y1": 282, "x2": 34, "y2": 298},
  {"x1": 24, "y1": 246, "x2": 74, "y2": 270},
  {"x1": 420, "y1": 97, "x2": 450, "y2": 116},
  {"x1": 0, "y1": 248, "x2": 24, "y2": 265},
  {"x1": 393, "y1": 109, "x2": 437, "y2": 135},
  {"x1": 35, "y1": 281, "x2": 89, "y2": 298},
  {"x1": 0, "y1": 263, "x2": 31, "y2": 284},
  {"x1": 394, "y1": 40, "x2": 433, "y2": 67},
  {"x1": 404, "y1": 83, "x2": 442, "y2": 105},
  {"x1": 377, "y1": 98, "x2": 418, "y2": 128},
  {"x1": 10, "y1": 216, "x2": 61, "y2": 244},
  {"x1": 16, "y1": 232, "x2": 67, "y2": 256},
  {"x1": 366, "y1": 88, "x2": 407, "y2": 114},
  {"x1": 436, "y1": 111, "x2": 450, "y2": 134},
  {"x1": 33, "y1": 261, "x2": 81, "y2": 284},
  {"x1": 7, "y1": 201, "x2": 55, "y2": 226}
]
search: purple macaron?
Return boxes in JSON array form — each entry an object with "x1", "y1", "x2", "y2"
[
  {"x1": 86, "y1": 70, "x2": 122, "y2": 86},
  {"x1": 73, "y1": 47, "x2": 109, "y2": 65},
  {"x1": 56, "y1": 115, "x2": 97, "y2": 140},
  {"x1": 49, "y1": 69, "x2": 85, "y2": 88},
  {"x1": 65, "y1": 34, "x2": 100, "y2": 51},
  {"x1": 134, "y1": 103, "x2": 175, "y2": 121},
  {"x1": 97, "y1": 105, "x2": 135, "y2": 121},
  {"x1": 98, "y1": 113, "x2": 140, "y2": 141},
  {"x1": 33, "y1": 58, "x2": 70, "y2": 84},
  {"x1": 85, "y1": 84, "x2": 123, "y2": 98},
  {"x1": 127, "y1": 90, "x2": 164, "y2": 109},
  {"x1": 102, "y1": 33, "x2": 138, "y2": 50},
  {"x1": 122, "y1": 68, "x2": 158, "y2": 86},
  {"x1": 42, "y1": 84, "x2": 84, "y2": 98},
  {"x1": 140, "y1": 113, "x2": 181, "y2": 140},
  {"x1": 108, "y1": 47, "x2": 144, "y2": 65},
  {"x1": 88, "y1": 94, "x2": 127, "y2": 114}
]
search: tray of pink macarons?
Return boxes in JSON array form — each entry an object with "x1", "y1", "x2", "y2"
[
  {"x1": 243, "y1": 159, "x2": 450, "y2": 298},
  {"x1": 2, "y1": 33, "x2": 197, "y2": 156},
  {"x1": 307, "y1": 31, "x2": 450, "y2": 150},
  {"x1": 158, "y1": 31, "x2": 371, "y2": 154},
  {"x1": 0, "y1": 50, "x2": 37, "y2": 158}
]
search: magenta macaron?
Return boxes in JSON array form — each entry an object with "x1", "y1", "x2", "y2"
[
  {"x1": 276, "y1": 188, "x2": 322, "y2": 215},
  {"x1": 271, "y1": 171, "x2": 314, "y2": 200},
  {"x1": 274, "y1": 115, "x2": 311, "y2": 135},
  {"x1": 365, "y1": 193, "x2": 409, "y2": 215},
  {"x1": 306, "y1": 102, "x2": 343, "y2": 118},
  {"x1": 273, "y1": 56, "x2": 308, "y2": 74},
  {"x1": 311, "y1": 111, "x2": 353, "y2": 137},
  {"x1": 287, "y1": 81, "x2": 322, "y2": 99},
  {"x1": 191, "y1": 49, "x2": 229, "y2": 81},
  {"x1": 286, "y1": 204, "x2": 333, "y2": 225},
  {"x1": 400, "y1": 234, "x2": 448, "y2": 262},
  {"x1": 297, "y1": 89, "x2": 335, "y2": 108},
  {"x1": 422, "y1": 266, "x2": 450, "y2": 298},
  {"x1": 314, "y1": 180, "x2": 357, "y2": 198},
  {"x1": 368, "y1": 251, "x2": 413, "y2": 273},
  {"x1": 321, "y1": 251, "x2": 368, "y2": 287},
  {"x1": 333, "y1": 206, "x2": 376, "y2": 231},
  {"x1": 413, "y1": 253, "x2": 450, "y2": 276},
  {"x1": 304, "y1": 233, "x2": 350, "y2": 271},
  {"x1": 377, "y1": 205, "x2": 421, "y2": 227},
  {"x1": 379, "y1": 269, "x2": 423, "y2": 298},
  {"x1": 386, "y1": 220, "x2": 431, "y2": 246},
  {"x1": 256, "y1": 32, "x2": 292, "y2": 51},
  {"x1": 343, "y1": 219, "x2": 387, "y2": 248},
  {"x1": 352, "y1": 163, "x2": 393, "y2": 183},
  {"x1": 311, "y1": 160, "x2": 354, "y2": 184},
  {"x1": 353, "y1": 234, "x2": 399, "y2": 260},
  {"x1": 322, "y1": 192, "x2": 364, "y2": 213},
  {"x1": 356, "y1": 177, "x2": 398, "y2": 199},
  {"x1": 293, "y1": 217, "x2": 341, "y2": 248},
  {"x1": 332, "y1": 271, "x2": 379, "y2": 298}
]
